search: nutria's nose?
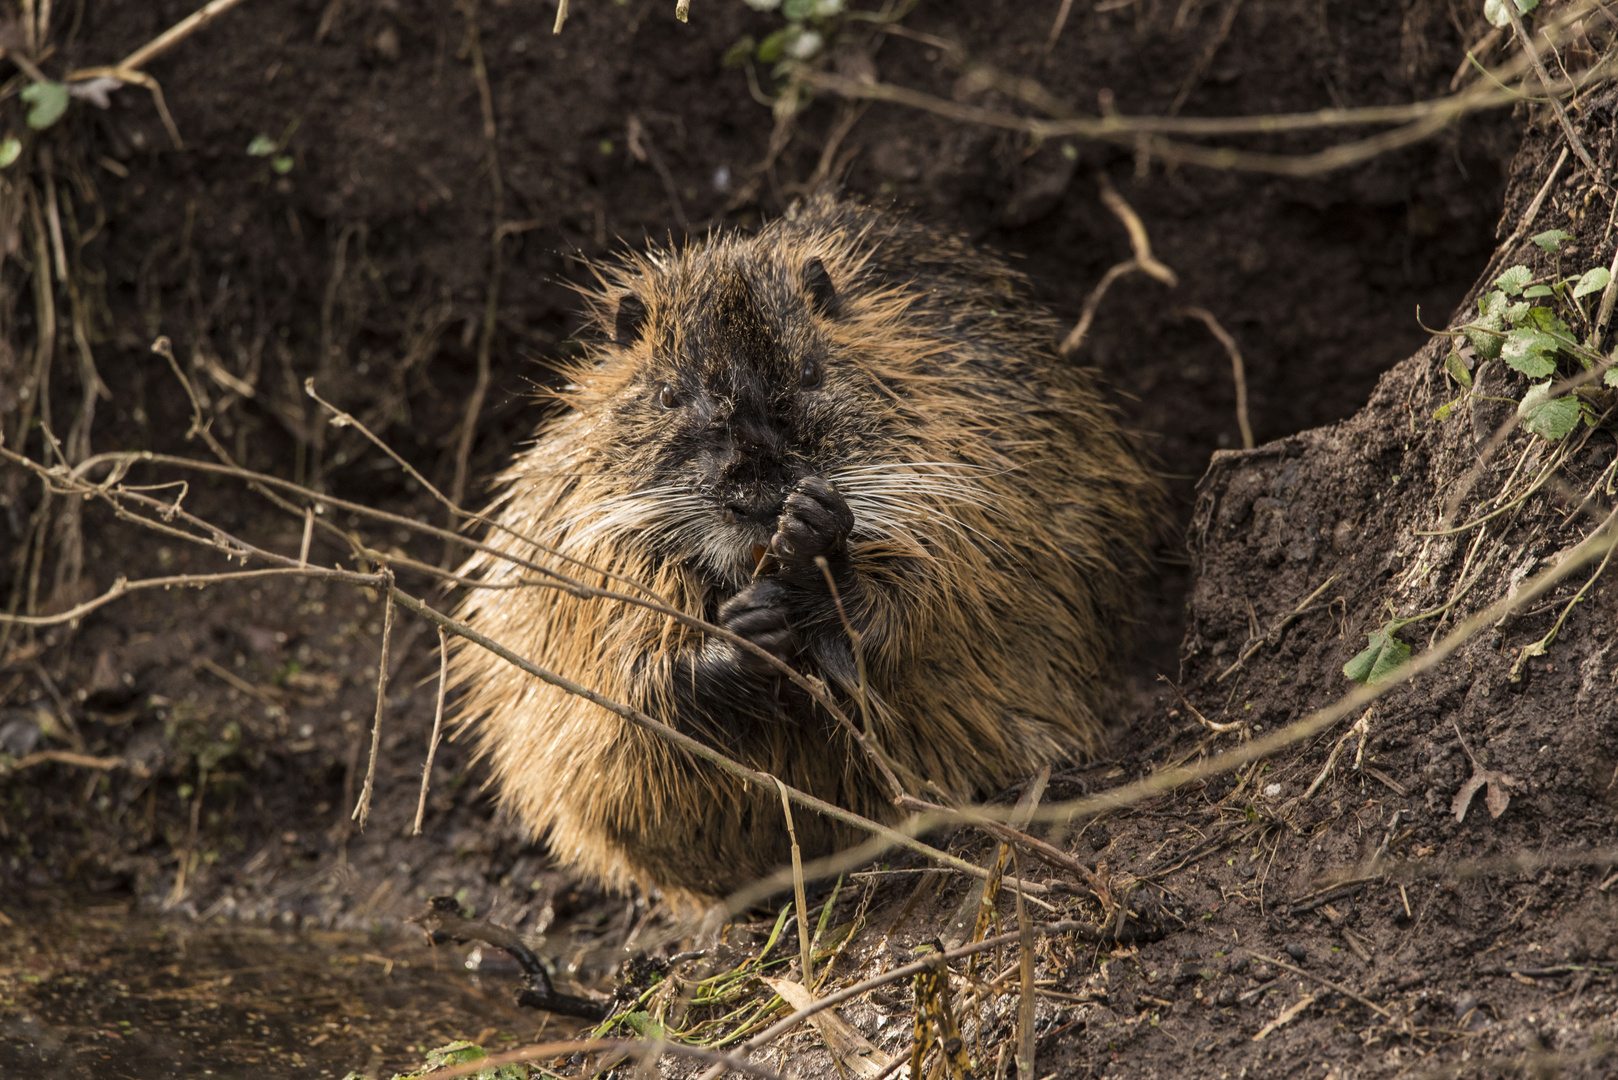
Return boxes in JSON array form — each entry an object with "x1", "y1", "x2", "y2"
[{"x1": 723, "y1": 494, "x2": 781, "y2": 524}]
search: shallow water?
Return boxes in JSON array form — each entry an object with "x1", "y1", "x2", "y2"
[{"x1": 0, "y1": 900, "x2": 586, "y2": 1079}]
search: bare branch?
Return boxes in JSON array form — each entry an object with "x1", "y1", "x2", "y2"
[
  {"x1": 1178, "y1": 306, "x2": 1253, "y2": 450},
  {"x1": 413, "y1": 628, "x2": 450, "y2": 835},
  {"x1": 352, "y1": 568, "x2": 396, "y2": 829},
  {"x1": 1498, "y1": 0, "x2": 1598, "y2": 173}
]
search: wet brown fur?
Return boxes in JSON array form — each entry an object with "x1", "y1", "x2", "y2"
[{"x1": 452, "y1": 197, "x2": 1161, "y2": 903}]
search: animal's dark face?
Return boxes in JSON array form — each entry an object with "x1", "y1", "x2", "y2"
[{"x1": 590, "y1": 251, "x2": 885, "y2": 586}]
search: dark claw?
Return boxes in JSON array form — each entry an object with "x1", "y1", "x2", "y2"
[
  {"x1": 768, "y1": 476, "x2": 854, "y2": 567},
  {"x1": 719, "y1": 580, "x2": 795, "y2": 661}
]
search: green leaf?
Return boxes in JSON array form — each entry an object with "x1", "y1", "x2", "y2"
[
  {"x1": 1531, "y1": 228, "x2": 1574, "y2": 252},
  {"x1": 622, "y1": 1011, "x2": 666, "y2": 1039},
  {"x1": 270, "y1": 154, "x2": 294, "y2": 175},
  {"x1": 1517, "y1": 382, "x2": 1582, "y2": 441},
  {"x1": 1523, "y1": 284, "x2": 1554, "y2": 298},
  {"x1": 1520, "y1": 305, "x2": 1570, "y2": 335},
  {"x1": 1434, "y1": 400, "x2": 1455, "y2": 421},
  {"x1": 20, "y1": 81, "x2": 70, "y2": 130},
  {"x1": 1464, "y1": 310, "x2": 1504, "y2": 359},
  {"x1": 246, "y1": 134, "x2": 277, "y2": 156},
  {"x1": 1464, "y1": 331, "x2": 1502, "y2": 360},
  {"x1": 756, "y1": 26, "x2": 792, "y2": 61},
  {"x1": 1344, "y1": 629, "x2": 1411, "y2": 685},
  {"x1": 722, "y1": 34, "x2": 758, "y2": 66},
  {"x1": 1607, "y1": 365, "x2": 1618, "y2": 388},
  {"x1": 1484, "y1": 0, "x2": 1539, "y2": 27},
  {"x1": 1495, "y1": 264, "x2": 1532, "y2": 297},
  {"x1": 1504, "y1": 352, "x2": 1557, "y2": 378},
  {"x1": 0, "y1": 136, "x2": 20, "y2": 169},
  {"x1": 425, "y1": 1041, "x2": 486, "y2": 1067},
  {"x1": 1444, "y1": 349, "x2": 1473, "y2": 390},
  {"x1": 1572, "y1": 266, "x2": 1610, "y2": 300},
  {"x1": 1501, "y1": 327, "x2": 1559, "y2": 377}
]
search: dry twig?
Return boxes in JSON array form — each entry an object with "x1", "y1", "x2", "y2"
[
  {"x1": 0, "y1": 750, "x2": 151, "y2": 778},
  {"x1": 412, "y1": 628, "x2": 450, "y2": 835},
  {"x1": 1490, "y1": 145, "x2": 1569, "y2": 279},
  {"x1": 448, "y1": 4, "x2": 502, "y2": 520},
  {"x1": 1046, "y1": 0, "x2": 1076, "y2": 51},
  {"x1": 775, "y1": 777, "x2": 816, "y2": 987},
  {"x1": 1497, "y1": 0, "x2": 1598, "y2": 174},
  {"x1": 1179, "y1": 306, "x2": 1253, "y2": 450},
  {"x1": 1215, "y1": 573, "x2": 1341, "y2": 682},
  {"x1": 1159, "y1": 674, "x2": 1243, "y2": 734},
  {"x1": 351, "y1": 569, "x2": 395, "y2": 829},
  {"x1": 69, "y1": 0, "x2": 252, "y2": 75},
  {"x1": 802, "y1": 8, "x2": 1609, "y2": 179},
  {"x1": 1249, "y1": 951, "x2": 1392, "y2": 1021},
  {"x1": 1059, "y1": 174, "x2": 1176, "y2": 357}
]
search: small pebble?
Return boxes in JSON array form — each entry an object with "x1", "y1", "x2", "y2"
[
  {"x1": 1251, "y1": 964, "x2": 1276, "y2": 983},
  {"x1": 1285, "y1": 944, "x2": 1307, "y2": 962}
]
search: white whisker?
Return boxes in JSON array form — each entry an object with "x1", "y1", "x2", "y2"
[{"x1": 829, "y1": 461, "x2": 1012, "y2": 552}]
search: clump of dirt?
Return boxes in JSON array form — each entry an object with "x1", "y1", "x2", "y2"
[{"x1": 1125, "y1": 112, "x2": 1618, "y2": 1076}]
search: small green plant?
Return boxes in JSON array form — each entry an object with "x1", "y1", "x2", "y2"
[
  {"x1": 1344, "y1": 596, "x2": 1467, "y2": 686},
  {"x1": 726, "y1": 0, "x2": 854, "y2": 71},
  {"x1": 364, "y1": 1041, "x2": 533, "y2": 1080},
  {"x1": 1432, "y1": 240, "x2": 1616, "y2": 442},
  {"x1": 246, "y1": 131, "x2": 295, "y2": 175},
  {"x1": 2, "y1": 76, "x2": 72, "y2": 171},
  {"x1": 1484, "y1": 0, "x2": 1539, "y2": 28},
  {"x1": 1358, "y1": 236, "x2": 1617, "y2": 688},
  {"x1": 1342, "y1": 625, "x2": 1410, "y2": 685},
  {"x1": 19, "y1": 80, "x2": 70, "y2": 130}
]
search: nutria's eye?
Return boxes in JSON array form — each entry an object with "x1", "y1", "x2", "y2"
[
  {"x1": 657, "y1": 383, "x2": 680, "y2": 409},
  {"x1": 799, "y1": 357, "x2": 823, "y2": 390}
]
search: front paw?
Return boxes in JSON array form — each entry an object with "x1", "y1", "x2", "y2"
[
  {"x1": 768, "y1": 476, "x2": 854, "y2": 568},
  {"x1": 718, "y1": 580, "x2": 795, "y2": 665}
]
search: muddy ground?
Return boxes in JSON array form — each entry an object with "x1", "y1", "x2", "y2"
[{"x1": 4, "y1": 0, "x2": 1615, "y2": 1077}]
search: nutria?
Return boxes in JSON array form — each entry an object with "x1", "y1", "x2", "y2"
[{"x1": 452, "y1": 196, "x2": 1160, "y2": 902}]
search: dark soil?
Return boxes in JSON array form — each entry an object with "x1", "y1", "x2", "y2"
[
  {"x1": 1118, "y1": 111, "x2": 1618, "y2": 1076},
  {"x1": 11, "y1": 0, "x2": 1613, "y2": 1078}
]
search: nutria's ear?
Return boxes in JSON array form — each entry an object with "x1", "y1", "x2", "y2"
[
  {"x1": 614, "y1": 293, "x2": 648, "y2": 344},
  {"x1": 803, "y1": 257, "x2": 838, "y2": 316}
]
